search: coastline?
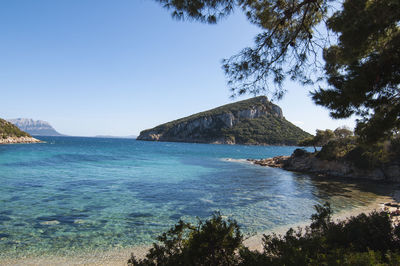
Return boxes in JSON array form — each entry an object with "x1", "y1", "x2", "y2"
[
  {"x1": 1, "y1": 196, "x2": 397, "y2": 266},
  {"x1": 248, "y1": 152, "x2": 400, "y2": 182},
  {"x1": 0, "y1": 136, "x2": 42, "y2": 145}
]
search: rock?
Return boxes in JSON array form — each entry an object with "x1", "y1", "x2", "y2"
[
  {"x1": 250, "y1": 156, "x2": 290, "y2": 168},
  {"x1": 0, "y1": 136, "x2": 42, "y2": 144},
  {"x1": 40, "y1": 220, "x2": 60, "y2": 225},
  {"x1": 137, "y1": 96, "x2": 311, "y2": 145},
  {"x1": 74, "y1": 219, "x2": 87, "y2": 224},
  {"x1": 252, "y1": 152, "x2": 400, "y2": 182},
  {"x1": 7, "y1": 118, "x2": 63, "y2": 136},
  {"x1": 0, "y1": 118, "x2": 42, "y2": 144}
]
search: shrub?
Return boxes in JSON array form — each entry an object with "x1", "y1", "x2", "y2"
[
  {"x1": 128, "y1": 212, "x2": 243, "y2": 266},
  {"x1": 128, "y1": 204, "x2": 400, "y2": 266},
  {"x1": 317, "y1": 136, "x2": 357, "y2": 161},
  {"x1": 345, "y1": 140, "x2": 395, "y2": 169},
  {"x1": 292, "y1": 148, "x2": 308, "y2": 157}
]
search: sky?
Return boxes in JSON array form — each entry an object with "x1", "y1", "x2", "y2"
[{"x1": 0, "y1": 0, "x2": 355, "y2": 136}]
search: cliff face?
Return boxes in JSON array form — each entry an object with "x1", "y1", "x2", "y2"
[
  {"x1": 138, "y1": 96, "x2": 311, "y2": 145},
  {"x1": 8, "y1": 118, "x2": 62, "y2": 136}
]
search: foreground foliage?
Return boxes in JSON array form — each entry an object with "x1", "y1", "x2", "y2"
[
  {"x1": 129, "y1": 203, "x2": 400, "y2": 265},
  {"x1": 128, "y1": 213, "x2": 243, "y2": 266},
  {"x1": 155, "y1": 0, "x2": 400, "y2": 144}
]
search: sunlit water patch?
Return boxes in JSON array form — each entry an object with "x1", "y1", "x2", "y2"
[{"x1": 0, "y1": 137, "x2": 398, "y2": 258}]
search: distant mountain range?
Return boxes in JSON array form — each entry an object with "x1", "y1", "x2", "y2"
[
  {"x1": 137, "y1": 96, "x2": 312, "y2": 145},
  {"x1": 8, "y1": 118, "x2": 63, "y2": 136}
]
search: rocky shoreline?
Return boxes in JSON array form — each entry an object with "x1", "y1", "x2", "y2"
[
  {"x1": 0, "y1": 136, "x2": 42, "y2": 144},
  {"x1": 248, "y1": 149, "x2": 400, "y2": 182}
]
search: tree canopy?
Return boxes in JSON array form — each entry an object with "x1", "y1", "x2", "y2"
[
  {"x1": 298, "y1": 128, "x2": 336, "y2": 151},
  {"x1": 154, "y1": 0, "x2": 400, "y2": 142},
  {"x1": 311, "y1": 0, "x2": 400, "y2": 143}
]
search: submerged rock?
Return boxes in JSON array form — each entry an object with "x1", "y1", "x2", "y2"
[{"x1": 40, "y1": 220, "x2": 60, "y2": 225}]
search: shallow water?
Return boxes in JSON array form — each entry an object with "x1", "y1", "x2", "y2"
[{"x1": 0, "y1": 137, "x2": 397, "y2": 258}]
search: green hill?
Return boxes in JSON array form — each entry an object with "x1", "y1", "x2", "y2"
[
  {"x1": 137, "y1": 96, "x2": 312, "y2": 145},
  {"x1": 0, "y1": 118, "x2": 31, "y2": 139}
]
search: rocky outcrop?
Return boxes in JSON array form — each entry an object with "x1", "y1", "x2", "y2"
[
  {"x1": 137, "y1": 96, "x2": 311, "y2": 145},
  {"x1": 0, "y1": 118, "x2": 43, "y2": 144},
  {"x1": 0, "y1": 136, "x2": 42, "y2": 144},
  {"x1": 139, "y1": 109, "x2": 275, "y2": 142},
  {"x1": 8, "y1": 118, "x2": 63, "y2": 136},
  {"x1": 249, "y1": 150, "x2": 400, "y2": 182}
]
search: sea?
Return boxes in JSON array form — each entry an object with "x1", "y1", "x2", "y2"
[{"x1": 0, "y1": 136, "x2": 398, "y2": 259}]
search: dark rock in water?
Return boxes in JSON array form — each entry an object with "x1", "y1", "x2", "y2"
[
  {"x1": 14, "y1": 223, "x2": 26, "y2": 227},
  {"x1": 84, "y1": 205, "x2": 106, "y2": 212},
  {"x1": 128, "y1": 212, "x2": 153, "y2": 218},
  {"x1": 0, "y1": 210, "x2": 13, "y2": 215},
  {"x1": 37, "y1": 214, "x2": 88, "y2": 225},
  {"x1": 0, "y1": 215, "x2": 12, "y2": 222},
  {"x1": 169, "y1": 214, "x2": 182, "y2": 220},
  {"x1": 137, "y1": 96, "x2": 311, "y2": 145}
]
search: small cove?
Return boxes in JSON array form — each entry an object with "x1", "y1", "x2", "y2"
[{"x1": 0, "y1": 136, "x2": 398, "y2": 260}]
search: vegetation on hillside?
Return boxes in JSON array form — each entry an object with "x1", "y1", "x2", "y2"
[
  {"x1": 221, "y1": 115, "x2": 311, "y2": 145},
  {"x1": 0, "y1": 118, "x2": 30, "y2": 139},
  {"x1": 129, "y1": 203, "x2": 400, "y2": 265},
  {"x1": 142, "y1": 96, "x2": 278, "y2": 133},
  {"x1": 299, "y1": 127, "x2": 400, "y2": 169},
  {"x1": 139, "y1": 96, "x2": 311, "y2": 145}
]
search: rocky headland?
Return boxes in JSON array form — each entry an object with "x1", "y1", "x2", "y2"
[
  {"x1": 0, "y1": 118, "x2": 42, "y2": 144},
  {"x1": 137, "y1": 96, "x2": 311, "y2": 145},
  {"x1": 249, "y1": 149, "x2": 400, "y2": 182},
  {"x1": 0, "y1": 136, "x2": 42, "y2": 144}
]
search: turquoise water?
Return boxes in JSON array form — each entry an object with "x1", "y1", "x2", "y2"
[{"x1": 0, "y1": 137, "x2": 396, "y2": 258}]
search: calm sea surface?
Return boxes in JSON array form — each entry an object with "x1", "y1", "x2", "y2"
[{"x1": 0, "y1": 136, "x2": 397, "y2": 258}]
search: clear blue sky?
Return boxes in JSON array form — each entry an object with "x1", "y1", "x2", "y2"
[{"x1": 0, "y1": 0, "x2": 354, "y2": 136}]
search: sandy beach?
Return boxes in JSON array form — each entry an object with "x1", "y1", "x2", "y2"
[{"x1": 1, "y1": 193, "x2": 398, "y2": 266}]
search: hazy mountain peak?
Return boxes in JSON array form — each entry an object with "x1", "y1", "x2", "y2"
[{"x1": 8, "y1": 118, "x2": 63, "y2": 136}]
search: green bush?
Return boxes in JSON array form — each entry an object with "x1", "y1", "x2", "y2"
[
  {"x1": 128, "y1": 212, "x2": 243, "y2": 266},
  {"x1": 317, "y1": 137, "x2": 357, "y2": 161},
  {"x1": 300, "y1": 127, "x2": 400, "y2": 169},
  {"x1": 128, "y1": 203, "x2": 400, "y2": 266},
  {"x1": 344, "y1": 140, "x2": 397, "y2": 169}
]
